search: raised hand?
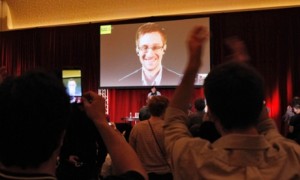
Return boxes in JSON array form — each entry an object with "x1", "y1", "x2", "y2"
[{"x1": 187, "y1": 25, "x2": 209, "y2": 69}]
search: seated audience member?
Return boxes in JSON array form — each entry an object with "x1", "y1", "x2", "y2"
[
  {"x1": 56, "y1": 103, "x2": 107, "y2": 180},
  {"x1": 129, "y1": 96, "x2": 172, "y2": 180},
  {"x1": 82, "y1": 91, "x2": 148, "y2": 180},
  {"x1": 283, "y1": 104, "x2": 295, "y2": 137},
  {"x1": 0, "y1": 70, "x2": 71, "y2": 179},
  {"x1": 163, "y1": 26, "x2": 300, "y2": 179}
]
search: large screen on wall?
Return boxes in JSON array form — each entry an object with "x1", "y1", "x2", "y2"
[{"x1": 100, "y1": 17, "x2": 210, "y2": 88}]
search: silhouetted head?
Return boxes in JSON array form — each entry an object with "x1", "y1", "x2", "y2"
[
  {"x1": 0, "y1": 69, "x2": 70, "y2": 168},
  {"x1": 148, "y1": 95, "x2": 169, "y2": 117},
  {"x1": 204, "y1": 62, "x2": 265, "y2": 130},
  {"x1": 194, "y1": 98, "x2": 206, "y2": 112}
]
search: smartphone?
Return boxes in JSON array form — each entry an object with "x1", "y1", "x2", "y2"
[{"x1": 62, "y1": 69, "x2": 82, "y2": 103}]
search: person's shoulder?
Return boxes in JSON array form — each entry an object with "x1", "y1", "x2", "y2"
[
  {"x1": 0, "y1": 169, "x2": 56, "y2": 180},
  {"x1": 276, "y1": 137, "x2": 300, "y2": 154},
  {"x1": 162, "y1": 67, "x2": 182, "y2": 77},
  {"x1": 119, "y1": 68, "x2": 142, "y2": 81},
  {"x1": 136, "y1": 120, "x2": 148, "y2": 126},
  {"x1": 160, "y1": 67, "x2": 182, "y2": 85},
  {"x1": 118, "y1": 69, "x2": 142, "y2": 85},
  {"x1": 131, "y1": 120, "x2": 147, "y2": 131}
]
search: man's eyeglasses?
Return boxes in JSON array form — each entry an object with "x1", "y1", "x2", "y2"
[{"x1": 138, "y1": 45, "x2": 164, "y2": 53}]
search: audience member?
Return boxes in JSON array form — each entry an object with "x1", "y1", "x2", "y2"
[
  {"x1": 56, "y1": 103, "x2": 107, "y2": 180},
  {"x1": 282, "y1": 105, "x2": 295, "y2": 136},
  {"x1": 129, "y1": 96, "x2": 172, "y2": 180},
  {"x1": 82, "y1": 91, "x2": 148, "y2": 180},
  {"x1": 0, "y1": 69, "x2": 70, "y2": 179},
  {"x1": 138, "y1": 98, "x2": 151, "y2": 121},
  {"x1": 191, "y1": 120, "x2": 221, "y2": 143},
  {"x1": 283, "y1": 96, "x2": 300, "y2": 137},
  {"x1": 139, "y1": 105, "x2": 151, "y2": 121},
  {"x1": 164, "y1": 25, "x2": 300, "y2": 179},
  {"x1": 0, "y1": 69, "x2": 147, "y2": 180},
  {"x1": 288, "y1": 103, "x2": 300, "y2": 144},
  {"x1": 188, "y1": 98, "x2": 206, "y2": 127},
  {"x1": 187, "y1": 98, "x2": 221, "y2": 142}
]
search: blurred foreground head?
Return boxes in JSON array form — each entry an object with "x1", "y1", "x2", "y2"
[
  {"x1": 204, "y1": 61, "x2": 265, "y2": 130},
  {"x1": 0, "y1": 69, "x2": 70, "y2": 168}
]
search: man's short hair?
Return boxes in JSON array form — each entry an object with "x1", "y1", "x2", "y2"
[
  {"x1": 194, "y1": 98, "x2": 206, "y2": 112},
  {"x1": 204, "y1": 62, "x2": 265, "y2": 130},
  {"x1": 135, "y1": 22, "x2": 167, "y2": 47},
  {"x1": 148, "y1": 96, "x2": 169, "y2": 117},
  {"x1": 0, "y1": 70, "x2": 70, "y2": 168}
]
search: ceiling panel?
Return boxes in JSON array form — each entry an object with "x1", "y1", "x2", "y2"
[{"x1": 1, "y1": 0, "x2": 300, "y2": 30}]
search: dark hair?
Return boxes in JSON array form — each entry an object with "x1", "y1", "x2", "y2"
[
  {"x1": 0, "y1": 69, "x2": 70, "y2": 168},
  {"x1": 194, "y1": 98, "x2": 206, "y2": 112},
  {"x1": 204, "y1": 62, "x2": 265, "y2": 130},
  {"x1": 148, "y1": 96, "x2": 169, "y2": 117},
  {"x1": 139, "y1": 106, "x2": 151, "y2": 121}
]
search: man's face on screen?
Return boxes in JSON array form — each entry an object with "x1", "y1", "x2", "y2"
[
  {"x1": 137, "y1": 32, "x2": 165, "y2": 72},
  {"x1": 67, "y1": 80, "x2": 77, "y2": 96}
]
